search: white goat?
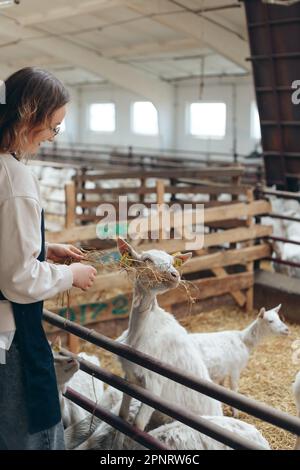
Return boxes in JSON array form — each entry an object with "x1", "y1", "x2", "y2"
[
  {"x1": 64, "y1": 384, "x2": 269, "y2": 451},
  {"x1": 66, "y1": 406, "x2": 269, "y2": 450},
  {"x1": 53, "y1": 348, "x2": 104, "y2": 428},
  {"x1": 113, "y1": 238, "x2": 223, "y2": 449},
  {"x1": 190, "y1": 305, "x2": 289, "y2": 417},
  {"x1": 293, "y1": 371, "x2": 300, "y2": 450}
]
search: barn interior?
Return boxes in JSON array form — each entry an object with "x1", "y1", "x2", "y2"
[{"x1": 1, "y1": 0, "x2": 300, "y2": 452}]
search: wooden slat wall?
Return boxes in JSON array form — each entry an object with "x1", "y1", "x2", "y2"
[{"x1": 45, "y1": 197, "x2": 272, "y2": 339}]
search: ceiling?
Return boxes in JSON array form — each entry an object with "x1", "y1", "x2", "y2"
[{"x1": 0, "y1": 0, "x2": 250, "y2": 91}]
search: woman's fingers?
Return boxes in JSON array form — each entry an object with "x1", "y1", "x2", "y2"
[
  {"x1": 68, "y1": 246, "x2": 85, "y2": 260},
  {"x1": 69, "y1": 245, "x2": 84, "y2": 256}
]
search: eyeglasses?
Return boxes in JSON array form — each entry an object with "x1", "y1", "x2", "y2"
[{"x1": 49, "y1": 125, "x2": 60, "y2": 137}]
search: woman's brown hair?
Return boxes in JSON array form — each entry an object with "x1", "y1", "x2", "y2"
[{"x1": 0, "y1": 67, "x2": 69, "y2": 157}]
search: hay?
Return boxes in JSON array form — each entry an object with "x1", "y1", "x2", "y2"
[{"x1": 79, "y1": 305, "x2": 300, "y2": 450}]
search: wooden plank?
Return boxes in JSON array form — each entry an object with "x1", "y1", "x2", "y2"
[
  {"x1": 65, "y1": 181, "x2": 76, "y2": 229},
  {"x1": 159, "y1": 272, "x2": 253, "y2": 306},
  {"x1": 46, "y1": 220, "x2": 272, "y2": 252},
  {"x1": 45, "y1": 244, "x2": 269, "y2": 316},
  {"x1": 156, "y1": 180, "x2": 165, "y2": 240},
  {"x1": 207, "y1": 219, "x2": 248, "y2": 229},
  {"x1": 203, "y1": 225, "x2": 272, "y2": 248},
  {"x1": 76, "y1": 184, "x2": 251, "y2": 196},
  {"x1": 212, "y1": 267, "x2": 246, "y2": 307},
  {"x1": 73, "y1": 167, "x2": 245, "y2": 183},
  {"x1": 44, "y1": 273, "x2": 253, "y2": 332},
  {"x1": 181, "y1": 243, "x2": 271, "y2": 274},
  {"x1": 204, "y1": 200, "x2": 271, "y2": 223},
  {"x1": 76, "y1": 199, "x2": 236, "y2": 212},
  {"x1": 245, "y1": 188, "x2": 255, "y2": 312},
  {"x1": 44, "y1": 293, "x2": 132, "y2": 333},
  {"x1": 46, "y1": 200, "x2": 271, "y2": 245}
]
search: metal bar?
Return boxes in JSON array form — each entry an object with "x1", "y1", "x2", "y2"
[
  {"x1": 263, "y1": 151, "x2": 300, "y2": 157},
  {"x1": 260, "y1": 188, "x2": 300, "y2": 201},
  {"x1": 269, "y1": 213, "x2": 300, "y2": 223},
  {"x1": 266, "y1": 236, "x2": 300, "y2": 247},
  {"x1": 43, "y1": 310, "x2": 300, "y2": 436},
  {"x1": 261, "y1": 121, "x2": 300, "y2": 127},
  {"x1": 264, "y1": 257, "x2": 300, "y2": 269},
  {"x1": 248, "y1": 17, "x2": 300, "y2": 28},
  {"x1": 247, "y1": 52, "x2": 300, "y2": 60},
  {"x1": 64, "y1": 388, "x2": 170, "y2": 450},
  {"x1": 62, "y1": 351, "x2": 265, "y2": 450},
  {"x1": 256, "y1": 86, "x2": 293, "y2": 92}
]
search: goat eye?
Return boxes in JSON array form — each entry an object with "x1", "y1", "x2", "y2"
[
  {"x1": 144, "y1": 257, "x2": 152, "y2": 262},
  {"x1": 268, "y1": 320, "x2": 273, "y2": 323}
]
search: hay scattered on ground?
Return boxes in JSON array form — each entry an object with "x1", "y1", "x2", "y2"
[{"x1": 80, "y1": 305, "x2": 300, "y2": 450}]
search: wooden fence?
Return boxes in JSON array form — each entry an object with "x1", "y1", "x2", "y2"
[{"x1": 45, "y1": 188, "x2": 272, "y2": 350}]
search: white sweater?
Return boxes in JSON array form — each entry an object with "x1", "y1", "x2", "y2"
[{"x1": 0, "y1": 153, "x2": 73, "y2": 362}]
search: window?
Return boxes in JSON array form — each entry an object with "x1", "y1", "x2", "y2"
[
  {"x1": 89, "y1": 103, "x2": 116, "y2": 132},
  {"x1": 189, "y1": 102, "x2": 226, "y2": 139},
  {"x1": 251, "y1": 102, "x2": 261, "y2": 140},
  {"x1": 132, "y1": 101, "x2": 159, "y2": 135}
]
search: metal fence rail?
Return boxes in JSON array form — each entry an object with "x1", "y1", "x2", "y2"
[
  {"x1": 64, "y1": 388, "x2": 170, "y2": 450},
  {"x1": 62, "y1": 350, "x2": 266, "y2": 450},
  {"x1": 256, "y1": 186, "x2": 300, "y2": 269},
  {"x1": 44, "y1": 310, "x2": 300, "y2": 439}
]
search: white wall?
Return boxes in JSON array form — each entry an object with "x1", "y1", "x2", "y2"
[
  {"x1": 56, "y1": 77, "x2": 260, "y2": 158},
  {"x1": 62, "y1": 83, "x2": 171, "y2": 150},
  {"x1": 174, "y1": 78, "x2": 260, "y2": 157}
]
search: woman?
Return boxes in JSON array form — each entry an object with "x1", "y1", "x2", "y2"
[{"x1": 0, "y1": 67, "x2": 97, "y2": 450}]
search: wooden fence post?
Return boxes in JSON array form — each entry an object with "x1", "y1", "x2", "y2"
[
  {"x1": 65, "y1": 181, "x2": 76, "y2": 229},
  {"x1": 245, "y1": 187, "x2": 255, "y2": 312},
  {"x1": 64, "y1": 180, "x2": 79, "y2": 352},
  {"x1": 156, "y1": 180, "x2": 165, "y2": 241}
]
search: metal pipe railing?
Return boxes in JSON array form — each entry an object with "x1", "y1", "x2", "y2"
[
  {"x1": 266, "y1": 236, "x2": 300, "y2": 247},
  {"x1": 264, "y1": 257, "x2": 300, "y2": 269},
  {"x1": 61, "y1": 350, "x2": 265, "y2": 450},
  {"x1": 64, "y1": 388, "x2": 169, "y2": 450},
  {"x1": 269, "y1": 213, "x2": 300, "y2": 224},
  {"x1": 44, "y1": 309, "x2": 300, "y2": 437}
]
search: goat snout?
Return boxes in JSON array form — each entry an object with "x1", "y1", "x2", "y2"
[{"x1": 170, "y1": 271, "x2": 179, "y2": 279}]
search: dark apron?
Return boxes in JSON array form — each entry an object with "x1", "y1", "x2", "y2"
[{"x1": 0, "y1": 210, "x2": 61, "y2": 434}]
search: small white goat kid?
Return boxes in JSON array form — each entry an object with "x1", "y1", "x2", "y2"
[
  {"x1": 190, "y1": 305, "x2": 289, "y2": 417},
  {"x1": 64, "y1": 387, "x2": 269, "y2": 451},
  {"x1": 113, "y1": 238, "x2": 223, "y2": 449},
  {"x1": 53, "y1": 348, "x2": 104, "y2": 428},
  {"x1": 293, "y1": 371, "x2": 300, "y2": 450},
  {"x1": 65, "y1": 406, "x2": 270, "y2": 450}
]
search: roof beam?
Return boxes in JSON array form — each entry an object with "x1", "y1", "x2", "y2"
[
  {"x1": 0, "y1": 16, "x2": 173, "y2": 105},
  {"x1": 123, "y1": 1, "x2": 250, "y2": 71},
  {"x1": 18, "y1": 0, "x2": 122, "y2": 26},
  {"x1": 102, "y1": 38, "x2": 202, "y2": 59}
]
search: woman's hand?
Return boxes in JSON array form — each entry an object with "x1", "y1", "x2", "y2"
[
  {"x1": 70, "y1": 263, "x2": 97, "y2": 291},
  {"x1": 47, "y1": 243, "x2": 85, "y2": 263}
]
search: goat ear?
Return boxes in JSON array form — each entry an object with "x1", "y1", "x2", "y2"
[
  {"x1": 258, "y1": 307, "x2": 265, "y2": 319},
  {"x1": 117, "y1": 237, "x2": 139, "y2": 259},
  {"x1": 173, "y1": 252, "x2": 192, "y2": 267},
  {"x1": 117, "y1": 237, "x2": 132, "y2": 255},
  {"x1": 274, "y1": 304, "x2": 282, "y2": 313}
]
